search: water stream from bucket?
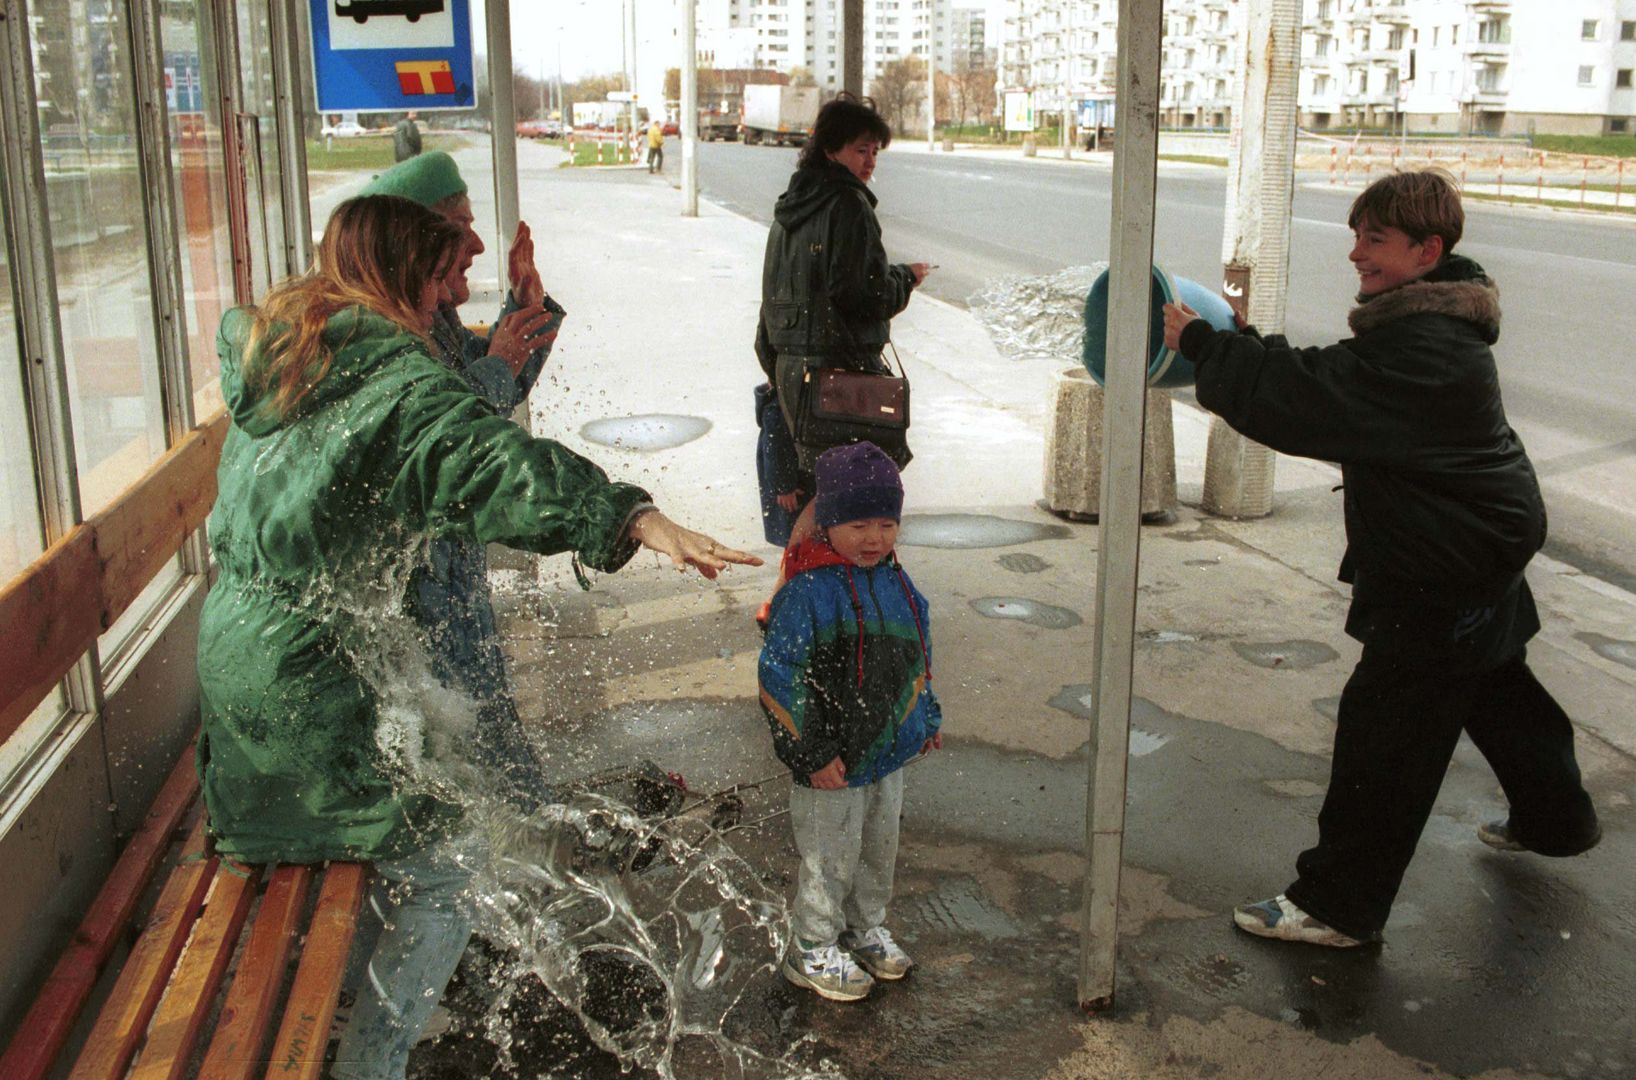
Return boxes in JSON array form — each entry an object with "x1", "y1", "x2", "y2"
[{"x1": 341, "y1": 563, "x2": 842, "y2": 1079}]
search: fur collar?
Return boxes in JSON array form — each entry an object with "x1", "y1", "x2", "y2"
[{"x1": 1348, "y1": 274, "x2": 1501, "y2": 344}]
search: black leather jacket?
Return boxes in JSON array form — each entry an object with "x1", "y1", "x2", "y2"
[{"x1": 756, "y1": 160, "x2": 916, "y2": 382}]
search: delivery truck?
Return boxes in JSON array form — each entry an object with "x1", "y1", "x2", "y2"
[{"x1": 740, "y1": 84, "x2": 820, "y2": 147}]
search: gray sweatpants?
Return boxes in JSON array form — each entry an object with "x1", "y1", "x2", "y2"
[{"x1": 789, "y1": 768, "x2": 905, "y2": 946}]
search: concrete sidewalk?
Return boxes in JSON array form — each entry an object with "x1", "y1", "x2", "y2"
[{"x1": 479, "y1": 138, "x2": 1635, "y2": 1079}]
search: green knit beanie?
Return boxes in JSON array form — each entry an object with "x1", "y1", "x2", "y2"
[{"x1": 358, "y1": 150, "x2": 466, "y2": 208}]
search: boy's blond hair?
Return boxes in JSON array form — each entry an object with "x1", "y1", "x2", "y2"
[{"x1": 1347, "y1": 168, "x2": 1463, "y2": 253}]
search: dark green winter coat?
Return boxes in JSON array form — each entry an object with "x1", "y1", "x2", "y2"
[
  {"x1": 197, "y1": 306, "x2": 650, "y2": 864},
  {"x1": 1178, "y1": 254, "x2": 1544, "y2": 608}
]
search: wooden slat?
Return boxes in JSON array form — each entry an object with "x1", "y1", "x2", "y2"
[
  {"x1": 65, "y1": 817, "x2": 215, "y2": 1080},
  {"x1": 126, "y1": 860, "x2": 260, "y2": 1080},
  {"x1": 0, "y1": 746, "x2": 201, "y2": 1080},
  {"x1": 265, "y1": 863, "x2": 368, "y2": 1080},
  {"x1": 0, "y1": 527, "x2": 98, "y2": 741},
  {"x1": 197, "y1": 865, "x2": 314, "y2": 1080},
  {"x1": 0, "y1": 408, "x2": 228, "y2": 741},
  {"x1": 95, "y1": 409, "x2": 229, "y2": 621}
]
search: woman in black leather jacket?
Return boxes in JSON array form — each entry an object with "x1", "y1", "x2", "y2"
[{"x1": 755, "y1": 95, "x2": 931, "y2": 558}]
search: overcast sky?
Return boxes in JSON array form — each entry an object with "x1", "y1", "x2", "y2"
[{"x1": 507, "y1": 1, "x2": 1007, "y2": 83}]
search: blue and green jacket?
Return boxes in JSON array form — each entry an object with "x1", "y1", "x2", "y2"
[{"x1": 758, "y1": 540, "x2": 941, "y2": 787}]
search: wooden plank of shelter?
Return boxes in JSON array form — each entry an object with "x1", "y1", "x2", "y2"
[
  {"x1": 198, "y1": 864, "x2": 315, "y2": 1080},
  {"x1": 265, "y1": 863, "x2": 368, "y2": 1080},
  {"x1": 126, "y1": 859, "x2": 260, "y2": 1080},
  {"x1": 0, "y1": 526, "x2": 98, "y2": 743},
  {"x1": 0, "y1": 747, "x2": 200, "y2": 1080},
  {"x1": 0, "y1": 410, "x2": 228, "y2": 741},
  {"x1": 94, "y1": 409, "x2": 228, "y2": 621},
  {"x1": 65, "y1": 817, "x2": 215, "y2": 1080}
]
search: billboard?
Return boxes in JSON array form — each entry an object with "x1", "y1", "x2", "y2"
[{"x1": 1003, "y1": 90, "x2": 1035, "y2": 132}]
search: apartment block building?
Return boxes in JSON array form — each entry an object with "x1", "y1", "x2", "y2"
[
  {"x1": 998, "y1": 0, "x2": 1636, "y2": 136},
  {"x1": 696, "y1": 0, "x2": 979, "y2": 89}
]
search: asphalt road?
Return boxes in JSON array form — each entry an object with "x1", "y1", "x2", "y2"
[{"x1": 694, "y1": 140, "x2": 1636, "y2": 592}]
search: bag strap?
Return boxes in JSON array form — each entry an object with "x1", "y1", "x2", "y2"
[{"x1": 883, "y1": 341, "x2": 906, "y2": 379}]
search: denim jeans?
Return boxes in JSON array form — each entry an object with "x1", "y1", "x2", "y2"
[{"x1": 331, "y1": 839, "x2": 476, "y2": 1080}]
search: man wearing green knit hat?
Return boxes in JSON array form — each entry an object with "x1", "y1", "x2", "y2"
[{"x1": 358, "y1": 149, "x2": 566, "y2": 811}]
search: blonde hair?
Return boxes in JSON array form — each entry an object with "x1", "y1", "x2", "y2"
[{"x1": 242, "y1": 195, "x2": 463, "y2": 420}]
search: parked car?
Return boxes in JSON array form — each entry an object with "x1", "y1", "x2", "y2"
[{"x1": 321, "y1": 120, "x2": 366, "y2": 138}]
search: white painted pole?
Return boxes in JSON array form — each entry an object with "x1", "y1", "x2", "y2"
[
  {"x1": 486, "y1": 0, "x2": 519, "y2": 277},
  {"x1": 1201, "y1": 0, "x2": 1300, "y2": 519},
  {"x1": 926, "y1": 13, "x2": 936, "y2": 150},
  {"x1": 1078, "y1": 0, "x2": 1163, "y2": 1011},
  {"x1": 682, "y1": 0, "x2": 698, "y2": 215}
]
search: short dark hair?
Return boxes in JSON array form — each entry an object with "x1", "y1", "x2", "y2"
[
  {"x1": 797, "y1": 93, "x2": 893, "y2": 171},
  {"x1": 1348, "y1": 168, "x2": 1464, "y2": 253}
]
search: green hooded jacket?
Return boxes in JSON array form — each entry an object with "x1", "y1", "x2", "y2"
[{"x1": 197, "y1": 306, "x2": 651, "y2": 864}]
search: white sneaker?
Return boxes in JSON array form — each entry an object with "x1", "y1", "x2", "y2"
[
  {"x1": 840, "y1": 926, "x2": 914, "y2": 980},
  {"x1": 781, "y1": 941, "x2": 874, "y2": 1001},
  {"x1": 1232, "y1": 894, "x2": 1379, "y2": 948}
]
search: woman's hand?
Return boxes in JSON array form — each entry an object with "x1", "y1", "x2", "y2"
[
  {"x1": 809, "y1": 756, "x2": 847, "y2": 790},
  {"x1": 909, "y1": 262, "x2": 934, "y2": 286},
  {"x1": 775, "y1": 489, "x2": 803, "y2": 513},
  {"x1": 1162, "y1": 301, "x2": 1200, "y2": 352},
  {"x1": 507, "y1": 221, "x2": 545, "y2": 308},
  {"x1": 627, "y1": 509, "x2": 763, "y2": 579},
  {"x1": 488, "y1": 304, "x2": 561, "y2": 376}
]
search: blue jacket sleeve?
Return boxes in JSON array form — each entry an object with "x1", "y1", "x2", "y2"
[{"x1": 758, "y1": 581, "x2": 842, "y2": 778}]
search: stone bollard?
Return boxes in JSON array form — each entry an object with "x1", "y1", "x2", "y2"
[
  {"x1": 1022, "y1": 136, "x2": 1037, "y2": 158},
  {"x1": 942, "y1": 136, "x2": 954, "y2": 152},
  {"x1": 1043, "y1": 367, "x2": 1177, "y2": 522}
]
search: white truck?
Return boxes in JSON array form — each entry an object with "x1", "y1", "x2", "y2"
[
  {"x1": 571, "y1": 101, "x2": 626, "y2": 130},
  {"x1": 740, "y1": 84, "x2": 820, "y2": 147}
]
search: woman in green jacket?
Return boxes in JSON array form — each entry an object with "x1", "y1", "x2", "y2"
[{"x1": 198, "y1": 194, "x2": 757, "y2": 1079}]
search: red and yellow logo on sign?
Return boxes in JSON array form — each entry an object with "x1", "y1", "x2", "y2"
[{"x1": 395, "y1": 60, "x2": 455, "y2": 96}]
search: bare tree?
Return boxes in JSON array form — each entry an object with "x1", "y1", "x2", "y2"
[
  {"x1": 870, "y1": 57, "x2": 925, "y2": 133},
  {"x1": 957, "y1": 65, "x2": 998, "y2": 127}
]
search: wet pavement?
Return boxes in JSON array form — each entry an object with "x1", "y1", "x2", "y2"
[{"x1": 419, "y1": 140, "x2": 1635, "y2": 1079}]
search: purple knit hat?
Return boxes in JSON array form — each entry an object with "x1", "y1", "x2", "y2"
[{"x1": 814, "y1": 442, "x2": 903, "y2": 528}]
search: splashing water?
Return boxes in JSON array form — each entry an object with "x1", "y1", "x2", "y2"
[
  {"x1": 341, "y1": 557, "x2": 840, "y2": 1079},
  {"x1": 969, "y1": 263, "x2": 1108, "y2": 363}
]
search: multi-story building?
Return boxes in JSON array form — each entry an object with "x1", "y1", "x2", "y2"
[
  {"x1": 998, "y1": 0, "x2": 1636, "y2": 136},
  {"x1": 695, "y1": 0, "x2": 963, "y2": 89},
  {"x1": 950, "y1": 5, "x2": 993, "y2": 70}
]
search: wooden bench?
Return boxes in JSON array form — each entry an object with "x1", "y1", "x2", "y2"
[{"x1": 0, "y1": 744, "x2": 370, "y2": 1080}]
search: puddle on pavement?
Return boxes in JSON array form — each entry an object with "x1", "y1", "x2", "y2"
[
  {"x1": 1231, "y1": 639, "x2": 1340, "y2": 670},
  {"x1": 904, "y1": 876, "x2": 1023, "y2": 940},
  {"x1": 1312, "y1": 696, "x2": 1342, "y2": 721},
  {"x1": 996, "y1": 552, "x2": 1051, "y2": 574},
  {"x1": 899, "y1": 513, "x2": 1071, "y2": 550},
  {"x1": 1045, "y1": 689, "x2": 1174, "y2": 756},
  {"x1": 1575, "y1": 632, "x2": 1636, "y2": 670},
  {"x1": 969, "y1": 596, "x2": 1082, "y2": 629},
  {"x1": 1140, "y1": 629, "x2": 1200, "y2": 644},
  {"x1": 580, "y1": 414, "x2": 712, "y2": 452}
]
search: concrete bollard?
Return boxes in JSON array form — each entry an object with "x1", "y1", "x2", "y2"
[
  {"x1": 1042, "y1": 368, "x2": 1177, "y2": 522},
  {"x1": 1023, "y1": 136, "x2": 1037, "y2": 158}
]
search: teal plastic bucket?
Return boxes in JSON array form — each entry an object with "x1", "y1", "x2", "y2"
[{"x1": 1081, "y1": 265, "x2": 1236, "y2": 389}]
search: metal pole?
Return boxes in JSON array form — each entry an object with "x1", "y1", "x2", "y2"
[
  {"x1": 1201, "y1": 0, "x2": 1298, "y2": 520},
  {"x1": 487, "y1": 0, "x2": 519, "y2": 281},
  {"x1": 682, "y1": 0, "x2": 699, "y2": 215},
  {"x1": 1078, "y1": 0, "x2": 1162, "y2": 1012},
  {"x1": 926, "y1": 13, "x2": 935, "y2": 150},
  {"x1": 843, "y1": 0, "x2": 864, "y2": 98},
  {"x1": 268, "y1": 0, "x2": 312, "y2": 274}
]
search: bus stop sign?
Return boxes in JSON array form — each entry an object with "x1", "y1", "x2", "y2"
[{"x1": 310, "y1": 0, "x2": 475, "y2": 112}]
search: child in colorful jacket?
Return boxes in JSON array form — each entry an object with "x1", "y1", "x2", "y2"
[{"x1": 758, "y1": 441, "x2": 942, "y2": 1001}]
